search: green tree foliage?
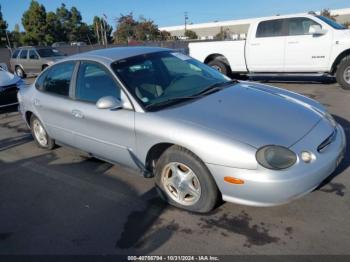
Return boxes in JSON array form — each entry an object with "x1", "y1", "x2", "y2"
[
  {"x1": 0, "y1": 4, "x2": 9, "y2": 47},
  {"x1": 184, "y1": 29, "x2": 198, "y2": 40},
  {"x1": 22, "y1": 0, "x2": 47, "y2": 45},
  {"x1": 9, "y1": 24, "x2": 23, "y2": 47},
  {"x1": 113, "y1": 13, "x2": 169, "y2": 43}
]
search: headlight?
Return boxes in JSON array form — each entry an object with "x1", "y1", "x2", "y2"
[
  {"x1": 324, "y1": 112, "x2": 336, "y2": 128},
  {"x1": 256, "y1": 145, "x2": 297, "y2": 170}
]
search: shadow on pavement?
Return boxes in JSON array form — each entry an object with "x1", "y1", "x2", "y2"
[{"x1": 316, "y1": 115, "x2": 350, "y2": 193}]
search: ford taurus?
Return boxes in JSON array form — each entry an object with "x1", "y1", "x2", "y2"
[{"x1": 18, "y1": 47, "x2": 346, "y2": 213}]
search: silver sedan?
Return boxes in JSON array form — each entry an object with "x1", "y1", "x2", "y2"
[{"x1": 18, "y1": 47, "x2": 346, "y2": 213}]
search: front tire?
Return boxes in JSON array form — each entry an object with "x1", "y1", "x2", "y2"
[
  {"x1": 336, "y1": 56, "x2": 350, "y2": 90},
  {"x1": 30, "y1": 115, "x2": 55, "y2": 149},
  {"x1": 208, "y1": 59, "x2": 229, "y2": 76},
  {"x1": 154, "y1": 146, "x2": 219, "y2": 213}
]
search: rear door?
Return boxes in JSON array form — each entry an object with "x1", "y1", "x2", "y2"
[
  {"x1": 284, "y1": 17, "x2": 333, "y2": 72},
  {"x1": 69, "y1": 61, "x2": 136, "y2": 167},
  {"x1": 33, "y1": 61, "x2": 77, "y2": 145},
  {"x1": 28, "y1": 49, "x2": 41, "y2": 74},
  {"x1": 18, "y1": 49, "x2": 29, "y2": 72},
  {"x1": 246, "y1": 19, "x2": 286, "y2": 72}
]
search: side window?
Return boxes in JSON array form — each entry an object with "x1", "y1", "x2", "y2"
[
  {"x1": 42, "y1": 62, "x2": 75, "y2": 96},
  {"x1": 19, "y1": 49, "x2": 28, "y2": 59},
  {"x1": 12, "y1": 50, "x2": 20, "y2": 59},
  {"x1": 287, "y1": 18, "x2": 320, "y2": 36},
  {"x1": 76, "y1": 62, "x2": 121, "y2": 103},
  {"x1": 256, "y1": 19, "x2": 285, "y2": 38},
  {"x1": 29, "y1": 50, "x2": 39, "y2": 60}
]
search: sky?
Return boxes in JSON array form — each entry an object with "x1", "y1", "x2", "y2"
[{"x1": 0, "y1": 0, "x2": 349, "y2": 31}]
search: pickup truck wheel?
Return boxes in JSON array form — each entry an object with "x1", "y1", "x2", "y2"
[
  {"x1": 336, "y1": 56, "x2": 350, "y2": 90},
  {"x1": 154, "y1": 145, "x2": 219, "y2": 213},
  {"x1": 208, "y1": 60, "x2": 229, "y2": 76},
  {"x1": 30, "y1": 115, "x2": 55, "y2": 149}
]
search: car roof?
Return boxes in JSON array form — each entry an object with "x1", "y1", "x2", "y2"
[{"x1": 63, "y1": 46, "x2": 171, "y2": 64}]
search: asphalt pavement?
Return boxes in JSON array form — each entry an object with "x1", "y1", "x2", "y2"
[{"x1": 0, "y1": 77, "x2": 349, "y2": 255}]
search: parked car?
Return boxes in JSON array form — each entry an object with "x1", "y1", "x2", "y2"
[
  {"x1": 18, "y1": 47, "x2": 346, "y2": 213},
  {"x1": 0, "y1": 62, "x2": 8, "y2": 71},
  {"x1": 52, "y1": 42, "x2": 70, "y2": 48},
  {"x1": 71, "y1": 41, "x2": 87, "y2": 46},
  {"x1": 10, "y1": 46, "x2": 65, "y2": 78},
  {"x1": 189, "y1": 13, "x2": 350, "y2": 90},
  {"x1": 0, "y1": 67, "x2": 23, "y2": 108}
]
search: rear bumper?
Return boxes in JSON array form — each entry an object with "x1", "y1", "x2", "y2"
[{"x1": 207, "y1": 123, "x2": 346, "y2": 207}]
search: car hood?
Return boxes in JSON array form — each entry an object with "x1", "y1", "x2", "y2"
[
  {"x1": 157, "y1": 82, "x2": 324, "y2": 148},
  {"x1": 0, "y1": 70, "x2": 20, "y2": 86}
]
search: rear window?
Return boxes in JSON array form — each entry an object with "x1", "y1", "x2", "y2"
[
  {"x1": 256, "y1": 19, "x2": 285, "y2": 38},
  {"x1": 19, "y1": 49, "x2": 28, "y2": 59},
  {"x1": 41, "y1": 62, "x2": 75, "y2": 96},
  {"x1": 11, "y1": 50, "x2": 20, "y2": 59}
]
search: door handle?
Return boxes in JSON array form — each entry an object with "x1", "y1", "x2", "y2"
[
  {"x1": 251, "y1": 43, "x2": 260, "y2": 46},
  {"x1": 288, "y1": 41, "x2": 299, "y2": 44},
  {"x1": 71, "y1": 109, "x2": 84, "y2": 119},
  {"x1": 33, "y1": 98, "x2": 41, "y2": 107}
]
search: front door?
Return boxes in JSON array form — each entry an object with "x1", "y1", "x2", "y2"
[
  {"x1": 284, "y1": 17, "x2": 333, "y2": 72},
  {"x1": 70, "y1": 61, "x2": 136, "y2": 168}
]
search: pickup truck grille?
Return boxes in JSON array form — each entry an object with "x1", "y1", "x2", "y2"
[{"x1": 317, "y1": 129, "x2": 337, "y2": 152}]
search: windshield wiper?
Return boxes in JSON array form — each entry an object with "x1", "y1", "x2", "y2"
[
  {"x1": 194, "y1": 79, "x2": 239, "y2": 97},
  {"x1": 144, "y1": 96, "x2": 195, "y2": 110},
  {"x1": 145, "y1": 79, "x2": 239, "y2": 110}
]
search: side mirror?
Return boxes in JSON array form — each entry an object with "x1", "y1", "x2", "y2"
[
  {"x1": 309, "y1": 25, "x2": 326, "y2": 35},
  {"x1": 96, "y1": 96, "x2": 123, "y2": 110}
]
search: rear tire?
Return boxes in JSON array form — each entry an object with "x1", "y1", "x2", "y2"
[
  {"x1": 208, "y1": 59, "x2": 229, "y2": 76},
  {"x1": 30, "y1": 115, "x2": 55, "y2": 149},
  {"x1": 154, "y1": 145, "x2": 219, "y2": 213},
  {"x1": 336, "y1": 56, "x2": 350, "y2": 90}
]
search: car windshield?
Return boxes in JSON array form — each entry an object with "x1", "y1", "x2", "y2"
[
  {"x1": 112, "y1": 51, "x2": 232, "y2": 110},
  {"x1": 316, "y1": 15, "x2": 347, "y2": 30},
  {"x1": 37, "y1": 48, "x2": 64, "y2": 57}
]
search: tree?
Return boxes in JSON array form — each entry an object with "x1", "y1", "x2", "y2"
[
  {"x1": 22, "y1": 0, "x2": 48, "y2": 45},
  {"x1": 320, "y1": 9, "x2": 338, "y2": 21},
  {"x1": 113, "y1": 13, "x2": 137, "y2": 43},
  {"x1": 10, "y1": 24, "x2": 23, "y2": 47},
  {"x1": 134, "y1": 17, "x2": 160, "y2": 41},
  {"x1": 184, "y1": 29, "x2": 198, "y2": 40},
  {"x1": 160, "y1": 30, "x2": 172, "y2": 41},
  {"x1": 0, "y1": 4, "x2": 9, "y2": 47},
  {"x1": 113, "y1": 13, "x2": 164, "y2": 44},
  {"x1": 93, "y1": 16, "x2": 113, "y2": 45},
  {"x1": 46, "y1": 11, "x2": 62, "y2": 44},
  {"x1": 214, "y1": 27, "x2": 231, "y2": 40}
]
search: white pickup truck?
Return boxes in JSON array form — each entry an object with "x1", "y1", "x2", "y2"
[{"x1": 189, "y1": 13, "x2": 350, "y2": 89}]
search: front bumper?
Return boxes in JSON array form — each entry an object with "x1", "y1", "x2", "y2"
[{"x1": 207, "y1": 121, "x2": 346, "y2": 207}]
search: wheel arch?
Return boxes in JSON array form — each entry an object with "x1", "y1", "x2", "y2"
[
  {"x1": 25, "y1": 111, "x2": 33, "y2": 125},
  {"x1": 204, "y1": 53, "x2": 230, "y2": 67},
  {"x1": 145, "y1": 143, "x2": 174, "y2": 175},
  {"x1": 331, "y1": 49, "x2": 350, "y2": 74}
]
